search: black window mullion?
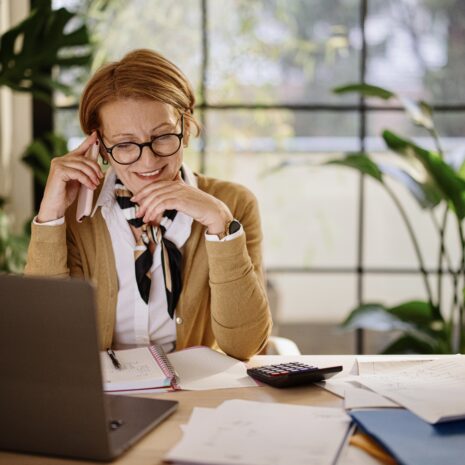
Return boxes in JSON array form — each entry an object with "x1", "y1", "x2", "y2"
[{"x1": 355, "y1": 0, "x2": 369, "y2": 354}]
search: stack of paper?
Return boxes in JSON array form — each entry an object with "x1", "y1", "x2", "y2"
[
  {"x1": 321, "y1": 355, "x2": 465, "y2": 424},
  {"x1": 166, "y1": 400, "x2": 351, "y2": 465},
  {"x1": 353, "y1": 356, "x2": 465, "y2": 424}
]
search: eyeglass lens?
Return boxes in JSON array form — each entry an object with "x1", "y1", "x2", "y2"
[{"x1": 112, "y1": 135, "x2": 181, "y2": 163}]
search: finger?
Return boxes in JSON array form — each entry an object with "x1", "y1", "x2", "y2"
[
  {"x1": 135, "y1": 188, "x2": 172, "y2": 218},
  {"x1": 61, "y1": 151, "x2": 104, "y2": 179},
  {"x1": 72, "y1": 132, "x2": 98, "y2": 156},
  {"x1": 63, "y1": 167, "x2": 99, "y2": 190},
  {"x1": 60, "y1": 159, "x2": 102, "y2": 185},
  {"x1": 73, "y1": 156, "x2": 104, "y2": 179},
  {"x1": 135, "y1": 187, "x2": 184, "y2": 217},
  {"x1": 131, "y1": 180, "x2": 183, "y2": 203},
  {"x1": 143, "y1": 197, "x2": 179, "y2": 223}
]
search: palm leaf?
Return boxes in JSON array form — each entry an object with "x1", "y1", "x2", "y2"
[
  {"x1": 0, "y1": 2, "x2": 92, "y2": 99},
  {"x1": 383, "y1": 130, "x2": 465, "y2": 219}
]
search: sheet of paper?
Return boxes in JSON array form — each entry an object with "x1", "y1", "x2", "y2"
[
  {"x1": 180, "y1": 407, "x2": 214, "y2": 433},
  {"x1": 166, "y1": 399, "x2": 351, "y2": 465},
  {"x1": 354, "y1": 356, "x2": 465, "y2": 423},
  {"x1": 343, "y1": 386, "x2": 398, "y2": 409},
  {"x1": 357, "y1": 356, "x2": 440, "y2": 375},
  {"x1": 168, "y1": 347, "x2": 258, "y2": 390},
  {"x1": 318, "y1": 378, "x2": 355, "y2": 398}
]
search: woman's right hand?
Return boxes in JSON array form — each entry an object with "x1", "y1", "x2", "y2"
[{"x1": 37, "y1": 132, "x2": 104, "y2": 223}]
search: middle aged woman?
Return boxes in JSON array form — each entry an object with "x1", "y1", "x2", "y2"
[{"x1": 25, "y1": 49, "x2": 272, "y2": 360}]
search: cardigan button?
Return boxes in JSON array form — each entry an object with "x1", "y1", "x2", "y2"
[{"x1": 175, "y1": 317, "x2": 183, "y2": 325}]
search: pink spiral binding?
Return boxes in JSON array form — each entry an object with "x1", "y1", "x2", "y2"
[{"x1": 148, "y1": 345, "x2": 180, "y2": 390}]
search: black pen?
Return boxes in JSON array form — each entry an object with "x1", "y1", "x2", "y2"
[{"x1": 106, "y1": 348, "x2": 121, "y2": 369}]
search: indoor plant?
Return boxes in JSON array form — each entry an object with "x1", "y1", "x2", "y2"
[
  {"x1": 329, "y1": 83, "x2": 465, "y2": 354},
  {"x1": 0, "y1": 0, "x2": 92, "y2": 272}
]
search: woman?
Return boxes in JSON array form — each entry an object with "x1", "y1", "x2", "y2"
[{"x1": 25, "y1": 49, "x2": 271, "y2": 360}]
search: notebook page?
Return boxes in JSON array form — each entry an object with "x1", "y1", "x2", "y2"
[
  {"x1": 167, "y1": 347, "x2": 257, "y2": 390},
  {"x1": 101, "y1": 347, "x2": 171, "y2": 391}
]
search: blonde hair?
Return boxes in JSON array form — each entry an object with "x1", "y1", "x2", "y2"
[{"x1": 79, "y1": 49, "x2": 200, "y2": 136}]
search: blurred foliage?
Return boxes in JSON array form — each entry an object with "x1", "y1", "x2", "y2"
[
  {"x1": 0, "y1": 0, "x2": 93, "y2": 273},
  {"x1": 0, "y1": 205, "x2": 30, "y2": 274},
  {"x1": 0, "y1": 0, "x2": 92, "y2": 101},
  {"x1": 332, "y1": 83, "x2": 465, "y2": 354},
  {"x1": 22, "y1": 133, "x2": 68, "y2": 187}
]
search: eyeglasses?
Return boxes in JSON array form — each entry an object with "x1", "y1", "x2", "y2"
[{"x1": 99, "y1": 115, "x2": 184, "y2": 165}]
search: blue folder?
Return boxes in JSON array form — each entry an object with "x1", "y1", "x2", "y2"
[{"x1": 350, "y1": 409, "x2": 465, "y2": 465}]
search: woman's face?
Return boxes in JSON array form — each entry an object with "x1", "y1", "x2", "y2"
[{"x1": 99, "y1": 99, "x2": 184, "y2": 195}]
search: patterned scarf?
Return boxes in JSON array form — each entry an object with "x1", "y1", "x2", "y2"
[{"x1": 114, "y1": 178, "x2": 182, "y2": 318}]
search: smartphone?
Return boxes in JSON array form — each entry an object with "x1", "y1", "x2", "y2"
[{"x1": 76, "y1": 141, "x2": 100, "y2": 223}]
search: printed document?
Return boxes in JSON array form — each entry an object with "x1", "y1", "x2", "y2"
[
  {"x1": 354, "y1": 356, "x2": 465, "y2": 423},
  {"x1": 166, "y1": 400, "x2": 351, "y2": 465}
]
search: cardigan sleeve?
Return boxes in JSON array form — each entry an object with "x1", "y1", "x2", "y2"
[
  {"x1": 205, "y1": 189, "x2": 272, "y2": 360},
  {"x1": 24, "y1": 221, "x2": 84, "y2": 279}
]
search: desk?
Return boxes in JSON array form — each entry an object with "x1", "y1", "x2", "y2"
[{"x1": 0, "y1": 355, "x2": 391, "y2": 465}]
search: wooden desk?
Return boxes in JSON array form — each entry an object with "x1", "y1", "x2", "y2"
[{"x1": 0, "y1": 355, "x2": 381, "y2": 465}]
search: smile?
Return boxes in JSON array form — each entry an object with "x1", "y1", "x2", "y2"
[
  {"x1": 134, "y1": 165, "x2": 166, "y2": 181},
  {"x1": 139, "y1": 169, "x2": 161, "y2": 177}
]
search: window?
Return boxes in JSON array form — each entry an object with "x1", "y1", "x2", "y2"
[{"x1": 53, "y1": 0, "x2": 465, "y2": 353}]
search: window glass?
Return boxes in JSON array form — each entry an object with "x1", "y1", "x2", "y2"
[
  {"x1": 204, "y1": 110, "x2": 360, "y2": 268},
  {"x1": 363, "y1": 168, "x2": 461, "y2": 269},
  {"x1": 208, "y1": 0, "x2": 360, "y2": 104},
  {"x1": 367, "y1": 0, "x2": 465, "y2": 103},
  {"x1": 53, "y1": 0, "x2": 201, "y2": 107}
]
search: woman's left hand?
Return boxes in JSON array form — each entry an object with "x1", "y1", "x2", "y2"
[{"x1": 131, "y1": 178, "x2": 233, "y2": 235}]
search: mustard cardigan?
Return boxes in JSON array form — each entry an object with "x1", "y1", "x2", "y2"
[{"x1": 25, "y1": 173, "x2": 272, "y2": 360}]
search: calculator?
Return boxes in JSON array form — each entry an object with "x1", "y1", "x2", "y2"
[{"x1": 247, "y1": 362, "x2": 343, "y2": 388}]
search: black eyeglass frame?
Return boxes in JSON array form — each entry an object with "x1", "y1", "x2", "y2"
[{"x1": 98, "y1": 114, "x2": 184, "y2": 165}]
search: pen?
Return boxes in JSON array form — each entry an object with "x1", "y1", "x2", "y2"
[{"x1": 106, "y1": 348, "x2": 121, "y2": 369}]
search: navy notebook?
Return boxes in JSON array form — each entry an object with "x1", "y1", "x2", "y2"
[{"x1": 350, "y1": 409, "x2": 465, "y2": 465}]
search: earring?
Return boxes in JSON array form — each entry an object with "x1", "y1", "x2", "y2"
[{"x1": 102, "y1": 158, "x2": 108, "y2": 165}]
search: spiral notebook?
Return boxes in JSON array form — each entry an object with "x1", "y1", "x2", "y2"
[{"x1": 100, "y1": 345, "x2": 257, "y2": 393}]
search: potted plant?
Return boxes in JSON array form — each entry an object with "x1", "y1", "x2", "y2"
[
  {"x1": 0, "y1": 0, "x2": 92, "y2": 273},
  {"x1": 328, "y1": 83, "x2": 465, "y2": 354}
]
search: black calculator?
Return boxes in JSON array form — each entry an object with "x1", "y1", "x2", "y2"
[{"x1": 247, "y1": 362, "x2": 343, "y2": 388}]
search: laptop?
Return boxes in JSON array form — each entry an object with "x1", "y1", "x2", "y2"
[{"x1": 0, "y1": 274, "x2": 178, "y2": 461}]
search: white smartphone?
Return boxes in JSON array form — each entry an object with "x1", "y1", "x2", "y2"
[{"x1": 76, "y1": 141, "x2": 100, "y2": 223}]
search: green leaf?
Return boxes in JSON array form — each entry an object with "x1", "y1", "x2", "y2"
[
  {"x1": 387, "y1": 300, "x2": 438, "y2": 325},
  {"x1": 383, "y1": 130, "x2": 465, "y2": 219},
  {"x1": 341, "y1": 303, "x2": 414, "y2": 332},
  {"x1": 326, "y1": 153, "x2": 384, "y2": 182},
  {"x1": 0, "y1": 209, "x2": 29, "y2": 273},
  {"x1": 457, "y1": 156, "x2": 465, "y2": 181},
  {"x1": 332, "y1": 83, "x2": 395, "y2": 100},
  {"x1": 398, "y1": 97, "x2": 434, "y2": 130},
  {"x1": 378, "y1": 163, "x2": 442, "y2": 209},
  {"x1": 381, "y1": 334, "x2": 440, "y2": 354},
  {"x1": 0, "y1": 2, "x2": 92, "y2": 98},
  {"x1": 21, "y1": 133, "x2": 68, "y2": 187}
]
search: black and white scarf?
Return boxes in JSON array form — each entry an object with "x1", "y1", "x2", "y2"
[{"x1": 114, "y1": 178, "x2": 182, "y2": 318}]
